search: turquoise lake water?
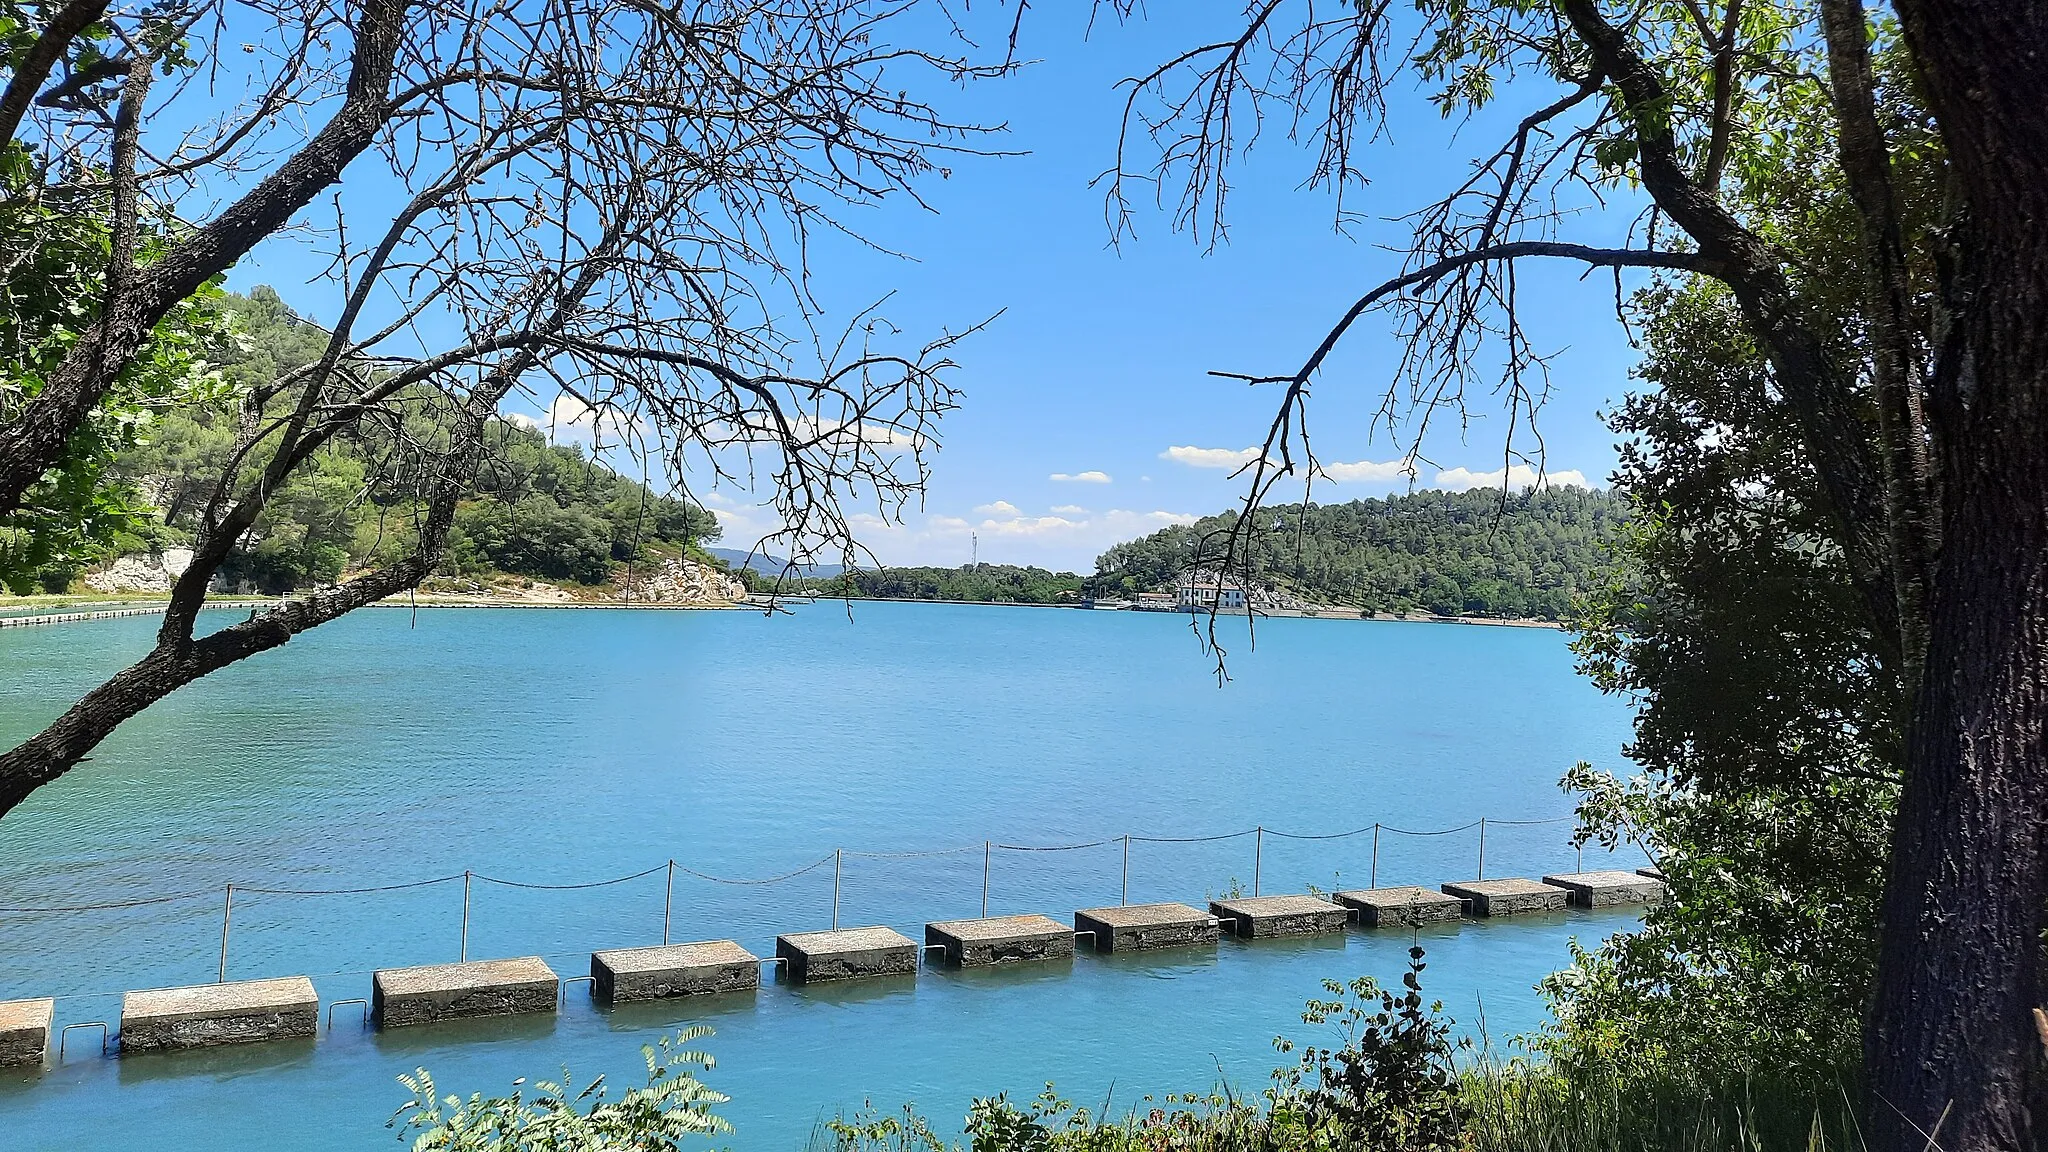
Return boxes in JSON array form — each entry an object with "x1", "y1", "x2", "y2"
[{"x1": 0, "y1": 602, "x2": 1641, "y2": 1149}]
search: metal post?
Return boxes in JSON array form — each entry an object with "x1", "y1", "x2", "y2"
[
  {"x1": 1477, "y1": 818, "x2": 1487, "y2": 881},
  {"x1": 832, "y1": 848, "x2": 842, "y2": 930},
  {"x1": 981, "y1": 841, "x2": 991, "y2": 918},
  {"x1": 1120, "y1": 835, "x2": 1130, "y2": 905},
  {"x1": 217, "y1": 884, "x2": 234, "y2": 983},
  {"x1": 1577, "y1": 843, "x2": 1584, "y2": 874},
  {"x1": 663, "y1": 859, "x2": 675, "y2": 946},
  {"x1": 1253, "y1": 826, "x2": 1263, "y2": 896},
  {"x1": 460, "y1": 870, "x2": 472, "y2": 962},
  {"x1": 1371, "y1": 824, "x2": 1381, "y2": 889}
]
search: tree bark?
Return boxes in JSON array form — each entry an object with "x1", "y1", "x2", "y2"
[
  {"x1": 0, "y1": 0, "x2": 111, "y2": 145},
  {"x1": 1865, "y1": 3, "x2": 2048, "y2": 1149}
]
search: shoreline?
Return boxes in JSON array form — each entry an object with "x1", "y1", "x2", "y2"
[
  {"x1": 769, "y1": 595, "x2": 1566, "y2": 629},
  {"x1": 0, "y1": 591, "x2": 1565, "y2": 630}
]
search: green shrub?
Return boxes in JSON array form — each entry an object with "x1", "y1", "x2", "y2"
[
  {"x1": 390, "y1": 1028, "x2": 730, "y2": 1151},
  {"x1": 1271, "y1": 947, "x2": 1462, "y2": 1151}
]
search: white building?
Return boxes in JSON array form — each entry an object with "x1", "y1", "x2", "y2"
[{"x1": 1174, "y1": 571, "x2": 1247, "y2": 611}]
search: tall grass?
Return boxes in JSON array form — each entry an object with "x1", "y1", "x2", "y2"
[
  {"x1": 1462, "y1": 1060, "x2": 1865, "y2": 1152},
  {"x1": 806, "y1": 1062, "x2": 1867, "y2": 1152}
]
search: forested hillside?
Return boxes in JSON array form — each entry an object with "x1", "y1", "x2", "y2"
[
  {"x1": 1088, "y1": 486, "x2": 1625, "y2": 620},
  {"x1": 85, "y1": 288, "x2": 721, "y2": 593},
  {"x1": 800, "y1": 564, "x2": 1082, "y2": 604}
]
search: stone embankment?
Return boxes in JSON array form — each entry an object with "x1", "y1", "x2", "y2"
[{"x1": 614, "y1": 556, "x2": 748, "y2": 605}]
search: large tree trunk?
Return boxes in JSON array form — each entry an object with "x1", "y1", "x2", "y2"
[
  {"x1": 1867, "y1": 490, "x2": 2048, "y2": 1151},
  {"x1": 1865, "y1": 4, "x2": 2048, "y2": 1148}
]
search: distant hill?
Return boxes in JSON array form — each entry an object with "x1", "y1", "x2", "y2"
[
  {"x1": 705, "y1": 547, "x2": 844, "y2": 579},
  {"x1": 798, "y1": 563, "x2": 1081, "y2": 604},
  {"x1": 93, "y1": 287, "x2": 722, "y2": 596},
  {"x1": 1088, "y1": 486, "x2": 1627, "y2": 621}
]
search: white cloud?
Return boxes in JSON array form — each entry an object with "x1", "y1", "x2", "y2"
[
  {"x1": 1161, "y1": 445, "x2": 1262, "y2": 469},
  {"x1": 914, "y1": 508, "x2": 1198, "y2": 560},
  {"x1": 1050, "y1": 470, "x2": 1113, "y2": 484},
  {"x1": 503, "y1": 394, "x2": 641, "y2": 446},
  {"x1": 1319, "y1": 458, "x2": 1415, "y2": 484},
  {"x1": 696, "y1": 490, "x2": 782, "y2": 544},
  {"x1": 978, "y1": 516, "x2": 1083, "y2": 537},
  {"x1": 1434, "y1": 464, "x2": 1594, "y2": 491},
  {"x1": 1050, "y1": 504, "x2": 1089, "y2": 515},
  {"x1": 973, "y1": 500, "x2": 1021, "y2": 516},
  {"x1": 786, "y1": 416, "x2": 920, "y2": 449}
]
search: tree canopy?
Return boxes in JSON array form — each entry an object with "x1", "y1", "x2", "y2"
[
  {"x1": 1090, "y1": 487, "x2": 1624, "y2": 621},
  {"x1": 1109, "y1": 1, "x2": 2048, "y2": 1146},
  {"x1": 80, "y1": 287, "x2": 723, "y2": 595}
]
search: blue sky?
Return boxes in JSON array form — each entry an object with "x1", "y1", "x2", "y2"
[{"x1": 232, "y1": 5, "x2": 1650, "y2": 573}]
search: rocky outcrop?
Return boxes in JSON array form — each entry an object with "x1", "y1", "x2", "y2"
[
  {"x1": 85, "y1": 548, "x2": 222, "y2": 593},
  {"x1": 616, "y1": 556, "x2": 747, "y2": 605}
]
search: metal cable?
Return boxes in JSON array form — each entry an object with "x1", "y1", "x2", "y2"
[
  {"x1": 673, "y1": 854, "x2": 836, "y2": 886},
  {"x1": 471, "y1": 863, "x2": 668, "y2": 891},
  {"x1": 1129, "y1": 829, "x2": 1258, "y2": 844},
  {"x1": 1378, "y1": 819, "x2": 1486, "y2": 837},
  {"x1": 235, "y1": 875, "x2": 466, "y2": 896},
  {"x1": 993, "y1": 838, "x2": 1114, "y2": 852},
  {"x1": 1265, "y1": 824, "x2": 1377, "y2": 841}
]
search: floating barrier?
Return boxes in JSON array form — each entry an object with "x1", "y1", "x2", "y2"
[
  {"x1": 0, "y1": 815, "x2": 1666, "y2": 1069},
  {"x1": 0, "y1": 602, "x2": 277, "y2": 628}
]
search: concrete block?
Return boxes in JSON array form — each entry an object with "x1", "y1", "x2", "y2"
[
  {"x1": 1542, "y1": 870, "x2": 1669, "y2": 907},
  {"x1": 0, "y1": 998, "x2": 53, "y2": 1067},
  {"x1": 590, "y1": 941, "x2": 759, "y2": 1004},
  {"x1": 925, "y1": 914, "x2": 1075, "y2": 966},
  {"x1": 119, "y1": 977, "x2": 317, "y2": 1054},
  {"x1": 372, "y1": 957, "x2": 557, "y2": 1028},
  {"x1": 775, "y1": 926, "x2": 917, "y2": 983},
  {"x1": 1334, "y1": 886, "x2": 1464, "y2": 927},
  {"x1": 1209, "y1": 894, "x2": 1350, "y2": 939},
  {"x1": 1073, "y1": 903, "x2": 1219, "y2": 953},
  {"x1": 1440, "y1": 878, "x2": 1568, "y2": 917}
]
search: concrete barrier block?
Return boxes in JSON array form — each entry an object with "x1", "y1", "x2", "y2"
[
  {"x1": 1072, "y1": 903, "x2": 1219, "y2": 953},
  {"x1": 925, "y1": 914, "x2": 1074, "y2": 966},
  {"x1": 0, "y1": 998, "x2": 53, "y2": 1067},
  {"x1": 1440, "y1": 878, "x2": 1568, "y2": 917},
  {"x1": 1209, "y1": 894, "x2": 1350, "y2": 939},
  {"x1": 372, "y1": 957, "x2": 557, "y2": 1028},
  {"x1": 1334, "y1": 886, "x2": 1464, "y2": 927},
  {"x1": 590, "y1": 941, "x2": 759, "y2": 1003},
  {"x1": 775, "y1": 927, "x2": 917, "y2": 983},
  {"x1": 120, "y1": 977, "x2": 317, "y2": 1054},
  {"x1": 1541, "y1": 870, "x2": 1669, "y2": 907}
]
